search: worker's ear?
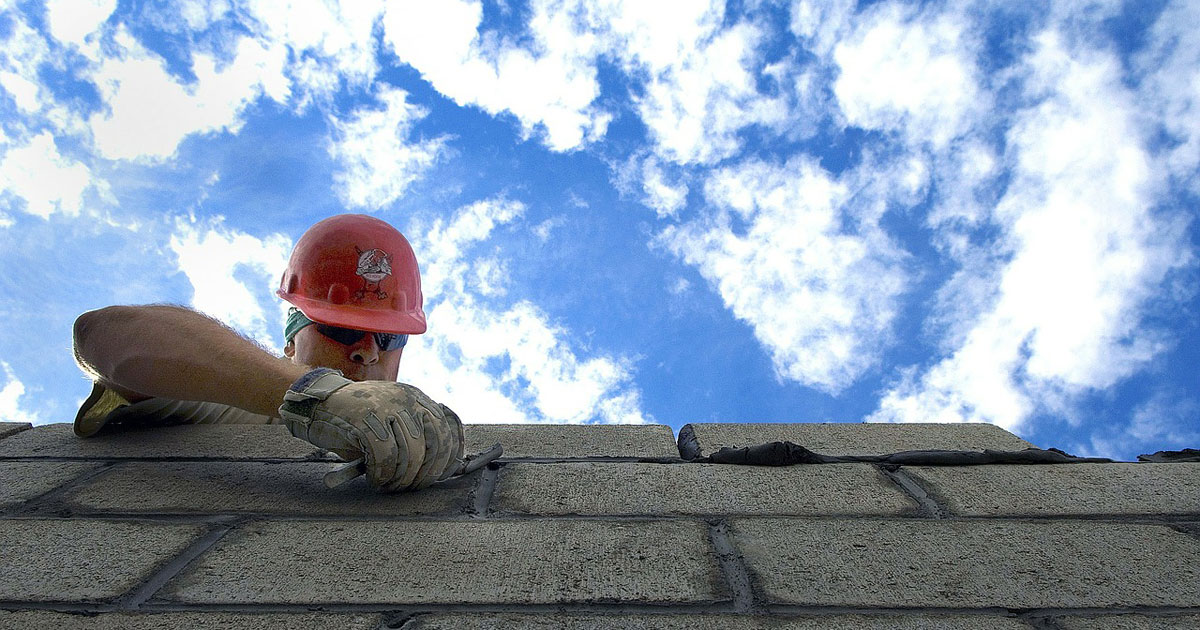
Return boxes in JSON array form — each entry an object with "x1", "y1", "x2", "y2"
[{"x1": 283, "y1": 340, "x2": 295, "y2": 359}]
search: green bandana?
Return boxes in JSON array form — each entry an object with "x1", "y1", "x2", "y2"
[{"x1": 284, "y1": 307, "x2": 314, "y2": 344}]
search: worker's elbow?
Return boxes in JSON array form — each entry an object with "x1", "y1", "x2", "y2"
[{"x1": 72, "y1": 306, "x2": 135, "y2": 371}]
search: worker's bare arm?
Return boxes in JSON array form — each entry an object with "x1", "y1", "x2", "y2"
[{"x1": 73, "y1": 305, "x2": 308, "y2": 417}]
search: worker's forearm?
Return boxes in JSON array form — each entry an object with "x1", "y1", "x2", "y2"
[{"x1": 73, "y1": 305, "x2": 308, "y2": 417}]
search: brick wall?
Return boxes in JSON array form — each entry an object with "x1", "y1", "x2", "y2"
[{"x1": 1, "y1": 420, "x2": 1198, "y2": 629}]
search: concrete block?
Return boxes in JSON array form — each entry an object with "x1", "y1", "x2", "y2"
[
  {"x1": 731, "y1": 518, "x2": 1200, "y2": 608},
  {"x1": 679, "y1": 422, "x2": 1034, "y2": 459},
  {"x1": 0, "y1": 611, "x2": 383, "y2": 629},
  {"x1": 0, "y1": 519, "x2": 207, "y2": 602},
  {"x1": 1057, "y1": 614, "x2": 1200, "y2": 629},
  {"x1": 406, "y1": 613, "x2": 1031, "y2": 629},
  {"x1": 493, "y1": 462, "x2": 917, "y2": 516},
  {"x1": 464, "y1": 423, "x2": 678, "y2": 458},
  {"x1": 163, "y1": 519, "x2": 723, "y2": 605},
  {"x1": 0, "y1": 423, "x2": 323, "y2": 459},
  {"x1": 908, "y1": 463, "x2": 1200, "y2": 516},
  {"x1": 0, "y1": 422, "x2": 31, "y2": 440},
  {"x1": 62, "y1": 461, "x2": 473, "y2": 516},
  {"x1": 1, "y1": 461, "x2": 101, "y2": 510}
]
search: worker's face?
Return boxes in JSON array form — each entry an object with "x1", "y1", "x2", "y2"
[{"x1": 285, "y1": 325, "x2": 403, "y2": 382}]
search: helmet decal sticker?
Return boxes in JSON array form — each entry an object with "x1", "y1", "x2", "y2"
[{"x1": 355, "y1": 247, "x2": 393, "y2": 300}]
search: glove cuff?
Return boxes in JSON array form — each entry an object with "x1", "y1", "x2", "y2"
[{"x1": 278, "y1": 368, "x2": 352, "y2": 437}]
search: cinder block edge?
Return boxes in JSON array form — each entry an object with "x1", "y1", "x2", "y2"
[{"x1": 0, "y1": 422, "x2": 33, "y2": 441}]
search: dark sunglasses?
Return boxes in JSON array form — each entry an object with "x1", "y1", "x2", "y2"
[{"x1": 314, "y1": 323, "x2": 408, "y2": 351}]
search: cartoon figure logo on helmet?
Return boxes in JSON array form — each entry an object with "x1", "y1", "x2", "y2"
[{"x1": 355, "y1": 248, "x2": 392, "y2": 301}]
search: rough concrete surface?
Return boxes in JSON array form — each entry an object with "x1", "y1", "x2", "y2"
[
  {"x1": 1056, "y1": 614, "x2": 1200, "y2": 629},
  {"x1": 0, "y1": 461, "x2": 100, "y2": 510},
  {"x1": 731, "y1": 518, "x2": 1200, "y2": 608},
  {"x1": 493, "y1": 462, "x2": 917, "y2": 516},
  {"x1": 0, "y1": 611, "x2": 383, "y2": 629},
  {"x1": 0, "y1": 423, "x2": 324, "y2": 459},
  {"x1": 0, "y1": 421, "x2": 31, "y2": 440},
  {"x1": 465, "y1": 423, "x2": 679, "y2": 458},
  {"x1": 0, "y1": 519, "x2": 207, "y2": 602},
  {"x1": 162, "y1": 519, "x2": 724, "y2": 605},
  {"x1": 59, "y1": 461, "x2": 475, "y2": 515},
  {"x1": 908, "y1": 463, "x2": 1200, "y2": 516},
  {"x1": 680, "y1": 423, "x2": 1035, "y2": 458},
  {"x1": 405, "y1": 613, "x2": 1033, "y2": 629}
]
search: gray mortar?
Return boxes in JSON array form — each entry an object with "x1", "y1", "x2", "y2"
[
  {"x1": 1055, "y1": 613, "x2": 1200, "y2": 629},
  {"x1": 0, "y1": 611, "x2": 384, "y2": 629},
  {"x1": 399, "y1": 612, "x2": 1035, "y2": 629}
]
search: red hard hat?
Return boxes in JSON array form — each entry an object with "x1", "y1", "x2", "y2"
[{"x1": 277, "y1": 214, "x2": 427, "y2": 334}]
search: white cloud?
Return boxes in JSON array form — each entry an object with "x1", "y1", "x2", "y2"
[
  {"x1": 168, "y1": 217, "x2": 293, "y2": 349},
  {"x1": 0, "y1": 12, "x2": 52, "y2": 113},
  {"x1": 872, "y1": 30, "x2": 1191, "y2": 430},
  {"x1": 242, "y1": 0, "x2": 384, "y2": 104},
  {"x1": 328, "y1": 85, "x2": 446, "y2": 210},
  {"x1": 532, "y1": 215, "x2": 565, "y2": 242},
  {"x1": 660, "y1": 157, "x2": 909, "y2": 393},
  {"x1": 639, "y1": 158, "x2": 688, "y2": 218},
  {"x1": 1135, "y1": 1, "x2": 1200, "y2": 195},
  {"x1": 403, "y1": 198, "x2": 648, "y2": 424},
  {"x1": 0, "y1": 132, "x2": 92, "y2": 218},
  {"x1": 88, "y1": 28, "x2": 288, "y2": 161},
  {"x1": 382, "y1": 0, "x2": 607, "y2": 151},
  {"x1": 45, "y1": 0, "x2": 116, "y2": 53},
  {"x1": 831, "y1": 3, "x2": 982, "y2": 149},
  {"x1": 627, "y1": 19, "x2": 788, "y2": 164},
  {"x1": 0, "y1": 361, "x2": 38, "y2": 424}
]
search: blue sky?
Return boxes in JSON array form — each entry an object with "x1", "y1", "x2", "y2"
[{"x1": 0, "y1": 0, "x2": 1197, "y2": 461}]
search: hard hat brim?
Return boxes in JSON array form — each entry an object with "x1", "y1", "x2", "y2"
[{"x1": 280, "y1": 291, "x2": 427, "y2": 335}]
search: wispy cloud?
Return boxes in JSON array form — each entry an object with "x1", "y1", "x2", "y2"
[
  {"x1": 328, "y1": 85, "x2": 446, "y2": 210},
  {"x1": 404, "y1": 198, "x2": 648, "y2": 424},
  {"x1": 168, "y1": 216, "x2": 293, "y2": 350},
  {"x1": 871, "y1": 27, "x2": 1192, "y2": 431},
  {"x1": 0, "y1": 362, "x2": 38, "y2": 424},
  {"x1": 660, "y1": 157, "x2": 909, "y2": 393},
  {"x1": 88, "y1": 28, "x2": 288, "y2": 161},
  {"x1": 0, "y1": 132, "x2": 92, "y2": 218},
  {"x1": 381, "y1": 0, "x2": 608, "y2": 151}
]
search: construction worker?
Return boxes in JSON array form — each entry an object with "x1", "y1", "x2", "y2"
[{"x1": 71, "y1": 214, "x2": 464, "y2": 492}]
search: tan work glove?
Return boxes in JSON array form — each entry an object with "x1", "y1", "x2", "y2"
[{"x1": 278, "y1": 368, "x2": 464, "y2": 491}]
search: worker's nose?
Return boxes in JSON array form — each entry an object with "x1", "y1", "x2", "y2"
[{"x1": 349, "y1": 335, "x2": 379, "y2": 365}]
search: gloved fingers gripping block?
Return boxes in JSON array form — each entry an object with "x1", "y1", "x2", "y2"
[
  {"x1": 386, "y1": 411, "x2": 425, "y2": 490},
  {"x1": 281, "y1": 368, "x2": 466, "y2": 493}
]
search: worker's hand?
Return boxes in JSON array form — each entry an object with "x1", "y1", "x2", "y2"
[{"x1": 277, "y1": 368, "x2": 464, "y2": 491}]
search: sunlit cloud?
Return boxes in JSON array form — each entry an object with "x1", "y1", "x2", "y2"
[
  {"x1": 0, "y1": 362, "x2": 38, "y2": 424},
  {"x1": 88, "y1": 27, "x2": 288, "y2": 161},
  {"x1": 328, "y1": 85, "x2": 446, "y2": 210},
  {"x1": 404, "y1": 198, "x2": 648, "y2": 424},
  {"x1": 660, "y1": 157, "x2": 909, "y2": 393},
  {"x1": 168, "y1": 217, "x2": 293, "y2": 350},
  {"x1": 871, "y1": 29, "x2": 1191, "y2": 431},
  {"x1": 0, "y1": 132, "x2": 92, "y2": 219}
]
